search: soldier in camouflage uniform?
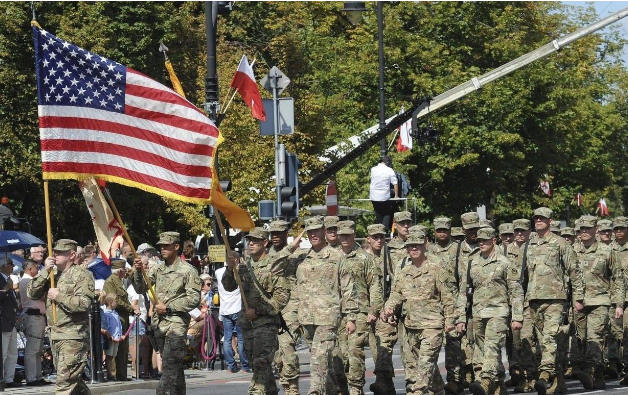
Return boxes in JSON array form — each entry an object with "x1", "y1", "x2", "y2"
[
  {"x1": 223, "y1": 227, "x2": 291, "y2": 395},
  {"x1": 132, "y1": 232, "x2": 201, "y2": 395},
  {"x1": 571, "y1": 215, "x2": 624, "y2": 390},
  {"x1": 498, "y1": 223, "x2": 514, "y2": 252},
  {"x1": 337, "y1": 220, "x2": 383, "y2": 395},
  {"x1": 598, "y1": 219, "x2": 613, "y2": 245},
  {"x1": 268, "y1": 220, "x2": 304, "y2": 395},
  {"x1": 451, "y1": 227, "x2": 465, "y2": 243},
  {"x1": 325, "y1": 216, "x2": 342, "y2": 250},
  {"x1": 550, "y1": 221, "x2": 561, "y2": 236},
  {"x1": 27, "y1": 239, "x2": 94, "y2": 395},
  {"x1": 456, "y1": 227, "x2": 524, "y2": 395},
  {"x1": 382, "y1": 232, "x2": 457, "y2": 395},
  {"x1": 292, "y1": 216, "x2": 359, "y2": 395},
  {"x1": 612, "y1": 217, "x2": 628, "y2": 385},
  {"x1": 525, "y1": 208, "x2": 585, "y2": 395},
  {"x1": 560, "y1": 228, "x2": 576, "y2": 246}
]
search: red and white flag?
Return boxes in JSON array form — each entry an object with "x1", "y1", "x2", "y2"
[
  {"x1": 79, "y1": 178, "x2": 124, "y2": 265},
  {"x1": 540, "y1": 180, "x2": 551, "y2": 196},
  {"x1": 575, "y1": 193, "x2": 583, "y2": 207},
  {"x1": 599, "y1": 198, "x2": 610, "y2": 216},
  {"x1": 230, "y1": 55, "x2": 266, "y2": 121},
  {"x1": 396, "y1": 119, "x2": 412, "y2": 152}
]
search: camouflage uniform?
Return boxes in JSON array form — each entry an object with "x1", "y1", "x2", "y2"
[
  {"x1": 525, "y1": 208, "x2": 584, "y2": 392},
  {"x1": 456, "y1": 228, "x2": 524, "y2": 393},
  {"x1": 384, "y1": 234, "x2": 457, "y2": 395},
  {"x1": 132, "y1": 232, "x2": 202, "y2": 395},
  {"x1": 27, "y1": 239, "x2": 94, "y2": 395},
  {"x1": 293, "y1": 217, "x2": 358, "y2": 395},
  {"x1": 223, "y1": 228, "x2": 291, "y2": 395},
  {"x1": 612, "y1": 217, "x2": 628, "y2": 383}
]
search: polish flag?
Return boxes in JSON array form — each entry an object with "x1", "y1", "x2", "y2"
[
  {"x1": 575, "y1": 193, "x2": 582, "y2": 207},
  {"x1": 599, "y1": 198, "x2": 610, "y2": 216},
  {"x1": 230, "y1": 55, "x2": 266, "y2": 121},
  {"x1": 396, "y1": 119, "x2": 412, "y2": 152},
  {"x1": 540, "y1": 180, "x2": 551, "y2": 196}
]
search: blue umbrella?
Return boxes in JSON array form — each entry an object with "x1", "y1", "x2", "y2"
[{"x1": 0, "y1": 230, "x2": 45, "y2": 253}]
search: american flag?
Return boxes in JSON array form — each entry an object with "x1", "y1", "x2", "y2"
[{"x1": 33, "y1": 25, "x2": 221, "y2": 204}]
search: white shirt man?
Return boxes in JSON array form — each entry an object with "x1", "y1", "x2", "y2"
[
  {"x1": 215, "y1": 266, "x2": 242, "y2": 317},
  {"x1": 369, "y1": 157, "x2": 399, "y2": 231}
]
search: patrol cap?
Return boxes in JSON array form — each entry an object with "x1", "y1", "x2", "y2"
[
  {"x1": 613, "y1": 216, "x2": 628, "y2": 229},
  {"x1": 246, "y1": 227, "x2": 269, "y2": 240},
  {"x1": 433, "y1": 217, "x2": 452, "y2": 230},
  {"x1": 451, "y1": 227, "x2": 464, "y2": 237},
  {"x1": 110, "y1": 257, "x2": 126, "y2": 270},
  {"x1": 461, "y1": 212, "x2": 480, "y2": 229},
  {"x1": 550, "y1": 221, "x2": 561, "y2": 232},
  {"x1": 408, "y1": 224, "x2": 427, "y2": 235},
  {"x1": 367, "y1": 224, "x2": 387, "y2": 236},
  {"x1": 560, "y1": 227, "x2": 575, "y2": 237},
  {"x1": 394, "y1": 211, "x2": 412, "y2": 223},
  {"x1": 479, "y1": 219, "x2": 492, "y2": 228},
  {"x1": 574, "y1": 219, "x2": 582, "y2": 232},
  {"x1": 533, "y1": 207, "x2": 553, "y2": 219},
  {"x1": 324, "y1": 216, "x2": 340, "y2": 228},
  {"x1": 53, "y1": 239, "x2": 78, "y2": 252},
  {"x1": 405, "y1": 233, "x2": 426, "y2": 246},
  {"x1": 137, "y1": 243, "x2": 155, "y2": 254},
  {"x1": 156, "y1": 231, "x2": 180, "y2": 246},
  {"x1": 498, "y1": 223, "x2": 514, "y2": 235},
  {"x1": 337, "y1": 220, "x2": 356, "y2": 235},
  {"x1": 513, "y1": 219, "x2": 531, "y2": 230},
  {"x1": 579, "y1": 215, "x2": 597, "y2": 228},
  {"x1": 597, "y1": 219, "x2": 613, "y2": 232},
  {"x1": 268, "y1": 220, "x2": 290, "y2": 232},
  {"x1": 304, "y1": 216, "x2": 325, "y2": 231},
  {"x1": 476, "y1": 227, "x2": 496, "y2": 240}
]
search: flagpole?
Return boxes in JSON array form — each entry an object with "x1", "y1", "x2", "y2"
[
  {"x1": 213, "y1": 210, "x2": 249, "y2": 310},
  {"x1": 43, "y1": 181, "x2": 57, "y2": 324},
  {"x1": 101, "y1": 187, "x2": 158, "y2": 305}
]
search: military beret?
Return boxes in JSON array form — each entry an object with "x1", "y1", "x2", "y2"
[
  {"x1": 110, "y1": 258, "x2": 126, "y2": 270},
  {"x1": 304, "y1": 216, "x2": 325, "y2": 231},
  {"x1": 324, "y1": 216, "x2": 340, "y2": 228},
  {"x1": 550, "y1": 221, "x2": 561, "y2": 232},
  {"x1": 560, "y1": 227, "x2": 575, "y2": 237},
  {"x1": 533, "y1": 207, "x2": 553, "y2": 219},
  {"x1": 156, "y1": 231, "x2": 180, "y2": 246},
  {"x1": 394, "y1": 211, "x2": 412, "y2": 223},
  {"x1": 597, "y1": 219, "x2": 613, "y2": 232},
  {"x1": 246, "y1": 227, "x2": 270, "y2": 240},
  {"x1": 479, "y1": 219, "x2": 492, "y2": 228},
  {"x1": 268, "y1": 220, "x2": 290, "y2": 232},
  {"x1": 405, "y1": 233, "x2": 426, "y2": 246},
  {"x1": 337, "y1": 220, "x2": 356, "y2": 235},
  {"x1": 476, "y1": 227, "x2": 496, "y2": 240},
  {"x1": 53, "y1": 239, "x2": 78, "y2": 252},
  {"x1": 461, "y1": 212, "x2": 480, "y2": 229},
  {"x1": 498, "y1": 223, "x2": 514, "y2": 235},
  {"x1": 513, "y1": 219, "x2": 531, "y2": 230},
  {"x1": 433, "y1": 217, "x2": 451, "y2": 230},
  {"x1": 367, "y1": 224, "x2": 387, "y2": 236},
  {"x1": 451, "y1": 227, "x2": 464, "y2": 237},
  {"x1": 613, "y1": 216, "x2": 628, "y2": 228},
  {"x1": 579, "y1": 215, "x2": 597, "y2": 228}
]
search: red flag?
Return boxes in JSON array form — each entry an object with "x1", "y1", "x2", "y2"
[
  {"x1": 230, "y1": 55, "x2": 266, "y2": 121},
  {"x1": 599, "y1": 198, "x2": 610, "y2": 216},
  {"x1": 540, "y1": 180, "x2": 551, "y2": 196},
  {"x1": 575, "y1": 193, "x2": 582, "y2": 207}
]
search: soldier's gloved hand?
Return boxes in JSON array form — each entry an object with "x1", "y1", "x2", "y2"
[
  {"x1": 44, "y1": 257, "x2": 56, "y2": 273},
  {"x1": 47, "y1": 288, "x2": 59, "y2": 301},
  {"x1": 133, "y1": 257, "x2": 143, "y2": 271},
  {"x1": 456, "y1": 323, "x2": 466, "y2": 333},
  {"x1": 511, "y1": 321, "x2": 523, "y2": 331},
  {"x1": 367, "y1": 313, "x2": 377, "y2": 325},
  {"x1": 346, "y1": 320, "x2": 356, "y2": 335},
  {"x1": 615, "y1": 307, "x2": 624, "y2": 319},
  {"x1": 574, "y1": 301, "x2": 584, "y2": 313}
]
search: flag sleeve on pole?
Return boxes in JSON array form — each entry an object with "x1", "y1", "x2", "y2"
[{"x1": 165, "y1": 59, "x2": 186, "y2": 98}]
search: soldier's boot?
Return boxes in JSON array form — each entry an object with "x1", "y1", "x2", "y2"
[
  {"x1": 620, "y1": 371, "x2": 628, "y2": 386},
  {"x1": 463, "y1": 365, "x2": 475, "y2": 389},
  {"x1": 563, "y1": 366, "x2": 573, "y2": 379},
  {"x1": 592, "y1": 366, "x2": 606, "y2": 390},
  {"x1": 369, "y1": 374, "x2": 396, "y2": 395},
  {"x1": 555, "y1": 372, "x2": 567, "y2": 394},
  {"x1": 444, "y1": 381, "x2": 463, "y2": 395},
  {"x1": 469, "y1": 378, "x2": 495, "y2": 395},
  {"x1": 534, "y1": 371, "x2": 552, "y2": 395},
  {"x1": 489, "y1": 380, "x2": 508, "y2": 395},
  {"x1": 513, "y1": 371, "x2": 531, "y2": 393},
  {"x1": 577, "y1": 366, "x2": 593, "y2": 390},
  {"x1": 545, "y1": 374, "x2": 560, "y2": 395},
  {"x1": 505, "y1": 369, "x2": 522, "y2": 388},
  {"x1": 283, "y1": 379, "x2": 300, "y2": 395},
  {"x1": 604, "y1": 359, "x2": 620, "y2": 379}
]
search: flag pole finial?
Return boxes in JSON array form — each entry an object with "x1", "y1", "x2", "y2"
[{"x1": 158, "y1": 40, "x2": 169, "y2": 61}]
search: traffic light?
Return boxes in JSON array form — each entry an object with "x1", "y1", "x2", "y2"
[{"x1": 279, "y1": 150, "x2": 300, "y2": 220}]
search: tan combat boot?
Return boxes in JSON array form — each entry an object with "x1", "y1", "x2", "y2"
[
  {"x1": 469, "y1": 378, "x2": 495, "y2": 395},
  {"x1": 283, "y1": 378, "x2": 300, "y2": 395},
  {"x1": 369, "y1": 374, "x2": 396, "y2": 395},
  {"x1": 534, "y1": 371, "x2": 552, "y2": 395}
]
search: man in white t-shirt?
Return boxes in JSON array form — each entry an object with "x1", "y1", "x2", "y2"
[
  {"x1": 215, "y1": 257, "x2": 250, "y2": 373},
  {"x1": 369, "y1": 156, "x2": 399, "y2": 231}
]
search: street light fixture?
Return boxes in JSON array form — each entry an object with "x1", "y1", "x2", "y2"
[{"x1": 341, "y1": 1, "x2": 367, "y2": 25}]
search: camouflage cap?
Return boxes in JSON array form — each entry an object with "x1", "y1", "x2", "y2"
[
  {"x1": 574, "y1": 219, "x2": 582, "y2": 232},
  {"x1": 367, "y1": 223, "x2": 387, "y2": 236},
  {"x1": 451, "y1": 227, "x2": 464, "y2": 237},
  {"x1": 597, "y1": 219, "x2": 613, "y2": 231},
  {"x1": 156, "y1": 231, "x2": 180, "y2": 246},
  {"x1": 337, "y1": 220, "x2": 356, "y2": 235},
  {"x1": 560, "y1": 227, "x2": 575, "y2": 237},
  {"x1": 498, "y1": 223, "x2": 514, "y2": 235},
  {"x1": 304, "y1": 216, "x2": 325, "y2": 231},
  {"x1": 246, "y1": 227, "x2": 269, "y2": 240},
  {"x1": 533, "y1": 207, "x2": 553, "y2": 219},
  {"x1": 394, "y1": 211, "x2": 412, "y2": 222},
  {"x1": 461, "y1": 212, "x2": 480, "y2": 229},
  {"x1": 268, "y1": 219, "x2": 290, "y2": 232},
  {"x1": 613, "y1": 216, "x2": 628, "y2": 229},
  {"x1": 52, "y1": 239, "x2": 78, "y2": 252},
  {"x1": 479, "y1": 219, "x2": 492, "y2": 228},
  {"x1": 433, "y1": 216, "x2": 452, "y2": 230},
  {"x1": 405, "y1": 233, "x2": 426, "y2": 246},
  {"x1": 324, "y1": 216, "x2": 340, "y2": 228},
  {"x1": 110, "y1": 257, "x2": 126, "y2": 270},
  {"x1": 408, "y1": 224, "x2": 427, "y2": 236},
  {"x1": 579, "y1": 215, "x2": 597, "y2": 228},
  {"x1": 137, "y1": 243, "x2": 155, "y2": 254},
  {"x1": 550, "y1": 220, "x2": 561, "y2": 232},
  {"x1": 476, "y1": 227, "x2": 496, "y2": 240},
  {"x1": 513, "y1": 219, "x2": 531, "y2": 230}
]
